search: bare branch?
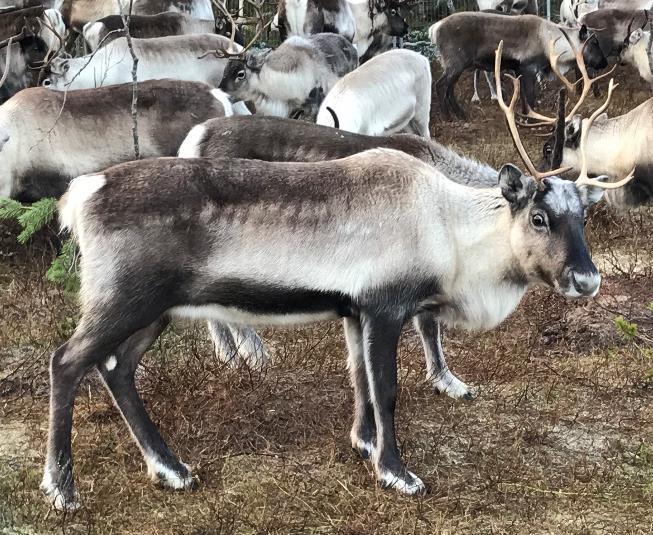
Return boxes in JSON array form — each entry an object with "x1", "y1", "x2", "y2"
[{"x1": 118, "y1": 0, "x2": 139, "y2": 159}]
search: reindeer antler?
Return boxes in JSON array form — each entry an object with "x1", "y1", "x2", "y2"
[
  {"x1": 494, "y1": 41, "x2": 573, "y2": 181},
  {"x1": 0, "y1": 32, "x2": 20, "y2": 89},
  {"x1": 574, "y1": 79, "x2": 635, "y2": 190},
  {"x1": 521, "y1": 31, "x2": 615, "y2": 127},
  {"x1": 31, "y1": 15, "x2": 66, "y2": 73},
  {"x1": 201, "y1": 0, "x2": 272, "y2": 60}
]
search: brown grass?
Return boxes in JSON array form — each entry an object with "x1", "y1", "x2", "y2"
[{"x1": 1, "y1": 68, "x2": 653, "y2": 534}]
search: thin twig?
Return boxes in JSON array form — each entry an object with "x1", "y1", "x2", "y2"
[{"x1": 118, "y1": 0, "x2": 140, "y2": 159}]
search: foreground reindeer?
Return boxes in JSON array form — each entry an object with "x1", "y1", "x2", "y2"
[
  {"x1": 430, "y1": 12, "x2": 607, "y2": 118},
  {"x1": 41, "y1": 41, "x2": 631, "y2": 509}
]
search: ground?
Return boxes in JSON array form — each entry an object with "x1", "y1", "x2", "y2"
[{"x1": 1, "y1": 67, "x2": 652, "y2": 534}]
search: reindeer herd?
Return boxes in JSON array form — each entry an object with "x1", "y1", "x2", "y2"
[{"x1": 0, "y1": 0, "x2": 650, "y2": 513}]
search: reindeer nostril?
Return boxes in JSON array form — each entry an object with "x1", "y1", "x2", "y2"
[{"x1": 571, "y1": 271, "x2": 601, "y2": 297}]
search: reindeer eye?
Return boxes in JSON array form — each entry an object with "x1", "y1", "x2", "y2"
[
  {"x1": 544, "y1": 145, "x2": 553, "y2": 156},
  {"x1": 531, "y1": 213, "x2": 547, "y2": 229},
  {"x1": 63, "y1": 63, "x2": 69, "y2": 72},
  {"x1": 390, "y1": 8, "x2": 397, "y2": 14},
  {"x1": 236, "y1": 70, "x2": 245, "y2": 80}
]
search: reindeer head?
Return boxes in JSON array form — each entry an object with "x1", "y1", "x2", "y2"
[
  {"x1": 385, "y1": 2, "x2": 410, "y2": 36},
  {"x1": 494, "y1": 41, "x2": 632, "y2": 298},
  {"x1": 577, "y1": 25, "x2": 608, "y2": 71},
  {"x1": 40, "y1": 56, "x2": 70, "y2": 89},
  {"x1": 371, "y1": 0, "x2": 410, "y2": 37},
  {"x1": 498, "y1": 164, "x2": 606, "y2": 297},
  {"x1": 217, "y1": 49, "x2": 271, "y2": 99},
  {"x1": 618, "y1": 11, "x2": 651, "y2": 65},
  {"x1": 494, "y1": 0, "x2": 530, "y2": 15}
]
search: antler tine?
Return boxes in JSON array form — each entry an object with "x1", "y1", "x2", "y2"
[
  {"x1": 201, "y1": 1, "x2": 248, "y2": 61},
  {"x1": 0, "y1": 34, "x2": 16, "y2": 89},
  {"x1": 558, "y1": 28, "x2": 616, "y2": 122},
  {"x1": 495, "y1": 41, "x2": 571, "y2": 180},
  {"x1": 575, "y1": 78, "x2": 634, "y2": 190},
  {"x1": 0, "y1": 26, "x2": 27, "y2": 49},
  {"x1": 548, "y1": 39, "x2": 578, "y2": 96},
  {"x1": 36, "y1": 16, "x2": 66, "y2": 69},
  {"x1": 519, "y1": 103, "x2": 557, "y2": 125}
]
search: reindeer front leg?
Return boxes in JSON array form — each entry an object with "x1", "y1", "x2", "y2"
[
  {"x1": 360, "y1": 311, "x2": 426, "y2": 495},
  {"x1": 413, "y1": 312, "x2": 475, "y2": 400}
]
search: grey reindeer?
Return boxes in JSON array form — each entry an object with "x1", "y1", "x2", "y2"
[
  {"x1": 429, "y1": 12, "x2": 607, "y2": 118},
  {"x1": 218, "y1": 32, "x2": 357, "y2": 117},
  {"x1": 41, "y1": 44, "x2": 633, "y2": 510},
  {"x1": 82, "y1": 11, "x2": 246, "y2": 51}
]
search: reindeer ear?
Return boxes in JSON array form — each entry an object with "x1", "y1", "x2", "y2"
[
  {"x1": 630, "y1": 28, "x2": 644, "y2": 45},
  {"x1": 499, "y1": 164, "x2": 537, "y2": 209},
  {"x1": 579, "y1": 24, "x2": 589, "y2": 41},
  {"x1": 245, "y1": 49, "x2": 271, "y2": 71},
  {"x1": 578, "y1": 176, "x2": 608, "y2": 208}
]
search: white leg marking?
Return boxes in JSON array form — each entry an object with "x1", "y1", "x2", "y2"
[
  {"x1": 471, "y1": 70, "x2": 481, "y2": 103},
  {"x1": 104, "y1": 355, "x2": 117, "y2": 371},
  {"x1": 41, "y1": 471, "x2": 80, "y2": 512},
  {"x1": 378, "y1": 469, "x2": 426, "y2": 495},
  {"x1": 145, "y1": 456, "x2": 194, "y2": 490},
  {"x1": 431, "y1": 368, "x2": 475, "y2": 400},
  {"x1": 230, "y1": 326, "x2": 270, "y2": 371}
]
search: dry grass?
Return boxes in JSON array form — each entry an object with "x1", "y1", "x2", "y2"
[{"x1": 1, "y1": 69, "x2": 653, "y2": 534}]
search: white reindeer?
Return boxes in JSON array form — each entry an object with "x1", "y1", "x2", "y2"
[{"x1": 316, "y1": 49, "x2": 431, "y2": 137}]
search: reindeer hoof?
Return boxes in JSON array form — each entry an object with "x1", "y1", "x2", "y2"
[
  {"x1": 432, "y1": 370, "x2": 476, "y2": 401},
  {"x1": 377, "y1": 468, "x2": 426, "y2": 496},
  {"x1": 41, "y1": 474, "x2": 80, "y2": 512},
  {"x1": 147, "y1": 459, "x2": 196, "y2": 490}
]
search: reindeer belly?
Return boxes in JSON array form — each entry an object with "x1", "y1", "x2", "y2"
[{"x1": 170, "y1": 279, "x2": 353, "y2": 326}]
